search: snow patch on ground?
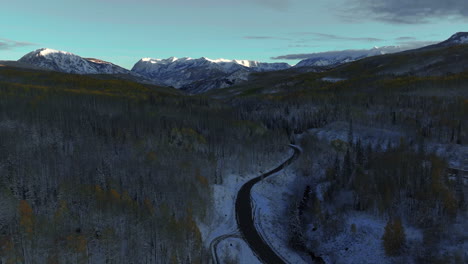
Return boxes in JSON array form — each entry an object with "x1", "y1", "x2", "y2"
[
  {"x1": 198, "y1": 174, "x2": 244, "y2": 245},
  {"x1": 216, "y1": 237, "x2": 262, "y2": 264},
  {"x1": 251, "y1": 169, "x2": 311, "y2": 264},
  {"x1": 322, "y1": 77, "x2": 347, "y2": 83},
  {"x1": 309, "y1": 212, "x2": 423, "y2": 264},
  {"x1": 198, "y1": 148, "x2": 291, "y2": 262},
  {"x1": 307, "y1": 121, "x2": 467, "y2": 168}
]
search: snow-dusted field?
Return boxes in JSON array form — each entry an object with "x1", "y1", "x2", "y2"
[
  {"x1": 307, "y1": 212, "x2": 424, "y2": 264},
  {"x1": 216, "y1": 237, "x2": 261, "y2": 264},
  {"x1": 197, "y1": 173, "x2": 258, "y2": 263},
  {"x1": 307, "y1": 121, "x2": 467, "y2": 168},
  {"x1": 198, "y1": 148, "x2": 305, "y2": 263},
  {"x1": 251, "y1": 169, "x2": 311, "y2": 264}
]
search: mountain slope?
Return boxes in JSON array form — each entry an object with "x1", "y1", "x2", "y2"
[
  {"x1": 207, "y1": 33, "x2": 468, "y2": 98},
  {"x1": 0, "y1": 64, "x2": 181, "y2": 97},
  {"x1": 18, "y1": 48, "x2": 132, "y2": 75},
  {"x1": 131, "y1": 56, "x2": 291, "y2": 92},
  {"x1": 294, "y1": 46, "x2": 411, "y2": 67},
  {"x1": 433, "y1": 32, "x2": 468, "y2": 47}
]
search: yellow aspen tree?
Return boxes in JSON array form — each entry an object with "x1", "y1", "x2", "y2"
[
  {"x1": 66, "y1": 234, "x2": 88, "y2": 264},
  {"x1": 19, "y1": 200, "x2": 34, "y2": 236}
]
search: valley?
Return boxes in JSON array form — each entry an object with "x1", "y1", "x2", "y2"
[{"x1": 0, "y1": 32, "x2": 466, "y2": 264}]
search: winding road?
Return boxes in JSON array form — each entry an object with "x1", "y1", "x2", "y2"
[
  {"x1": 211, "y1": 144, "x2": 324, "y2": 264},
  {"x1": 235, "y1": 145, "x2": 300, "y2": 264}
]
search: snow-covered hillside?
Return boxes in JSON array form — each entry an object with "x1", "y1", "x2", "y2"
[
  {"x1": 295, "y1": 46, "x2": 405, "y2": 67},
  {"x1": 131, "y1": 56, "x2": 291, "y2": 91},
  {"x1": 432, "y1": 32, "x2": 468, "y2": 47},
  {"x1": 18, "y1": 48, "x2": 132, "y2": 75},
  {"x1": 294, "y1": 32, "x2": 468, "y2": 68}
]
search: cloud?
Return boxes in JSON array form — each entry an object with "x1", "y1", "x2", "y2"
[
  {"x1": 395, "y1": 37, "x2": 416, "y2": 41},
  {"x1": 395, "y1": 40, "x2": 438, "y2": 47},
  {"x1": 270, "y1": 48, "x2": 393, "y2": 60},
  {"x1": 98, "y1": 0, "x2": 292, "y2": 11},
  {"x1": 271, "y1": 41, "x2": 435, "y2": 61},
  {"x1": 0, "y1": 38, "x2": 37, "y2": 50},
  {"x1": 297, "y1": 32, "x2": 383, "y2": 42},
  {"x1": 346, "y1": 0, "x2": 468, "y2": 23},
  {"x1": 243, "y1": 36, "x2": 290, "y2": 40},
  {"x1": 252, "y1": 0, "x2": 291, "y2": 10},
  {"x1": 288, "y1": 44, "x2": 319, "y2": 48}
]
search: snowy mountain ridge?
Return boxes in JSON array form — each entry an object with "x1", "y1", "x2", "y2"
[
  {"x1": 18, "y1": 48, "x2": 132, "y2": 75},
  {"x1": 434, "y1": 32, "x2": 468, "y2": 47},
  {"x1": 294, "y1": 46, "x2": 402, "y2": 67},
  {"x1": 131, "y1": 56, "x2": 291, "y2": 90},
  {"x1": 295, "y1": 32, "x2": 468, "y2": 68},
  {"x1": 13, "y1": 32, "x2": 468, "y2": 93},
  {"x1": 445, "y1": 32, "x2": 468, "y2": 44}
]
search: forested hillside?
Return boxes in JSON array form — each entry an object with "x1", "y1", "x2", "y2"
[
  {"x1": 0, "y1": 42, "x2": 466, "y2": 264},
  {"x1": 0, "y1": 66, "x2": 289, "y2": 263}
]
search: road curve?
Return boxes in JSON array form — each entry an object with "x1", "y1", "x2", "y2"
[
  {"x1": 210, "y1": 232, "x2": 241, "y2": 264},
  {"x1": 235, "y1": 145, "x2": 301, "y2": 264}
]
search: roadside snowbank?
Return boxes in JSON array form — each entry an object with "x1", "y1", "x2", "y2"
[{"x1": 251, "y1": 169, "x2": 311, "y2": 264}]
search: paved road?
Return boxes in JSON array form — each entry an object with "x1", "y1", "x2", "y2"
[{"x1": 235, "y1": 145, "x2": 300, "y2": 264}]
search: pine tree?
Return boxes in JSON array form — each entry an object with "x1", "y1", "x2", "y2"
[
  {"x1": 347, "y1": 118, "x2": 354, "y2": 146},
  {"x1": 382, "y1": 217, "x2": 406, "y2": 256},
  {"x1": 355, "y1": 139, "x2": 364, "y2": 167},
  {"x1": 342, "y1": 148, "x2": 352, "y2": 187}
]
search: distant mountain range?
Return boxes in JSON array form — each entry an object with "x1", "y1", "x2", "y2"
[
  {"x1": 11, "y1": 32, "x2": 468, "y2": 93},
  {"x1": 293, "y1": 46, "x2": 408, "y2": 67},
  {"x1": 131, "y1": 57, "x2": 291, "y2": 93}
]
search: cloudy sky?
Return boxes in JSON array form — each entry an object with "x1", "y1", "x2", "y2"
[{"x1": 0, "y1": 0, "x2": 466, "y2": 68}]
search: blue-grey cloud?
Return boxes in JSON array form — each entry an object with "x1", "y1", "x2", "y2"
[
  {"x1": 271, "y1": 42, "x2": 436, "y2": 60},
  {"x1": 297, "y1": 32, "x2": 383, "y2": 42},
  {"x1": 347, "y1": 0, "x2": 468, "y2": 23},
  {"x1": 0, "y1": 38, "x2": 37, "y2": 50},
  {"x1": 395, "y1": 40, "x2": 438, "y2": 48},
  {"x1": 288, "y1": 44, "x2": 319, "y2": 48},
  {"x1": 253, "y1": 0, "x2": 291, "y2": 10},
  {"x1": 98, "y1": 0, "x2": 292, "y2": 10},
  {"x1": 395, "y1": 37, "x2": 417, "y2": 41},
  {"x1": 243, "y1": 36, "x2": 290, "y2": 40}
]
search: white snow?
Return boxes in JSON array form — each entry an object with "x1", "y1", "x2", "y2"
[
  {"x1": 309, "y1": 212, "x2": 423, "y2": 264},
  {"x1": 447, "y1": 32, "x2": 468, "y2": 44},
  {"x1": 293, "y1": 46, "x2": 417, "y2": 67},
  {"x1": 251, "y1": 167, "x2": 312, "y2": 264},
  {"x1": 216, "y1": 237, "x2": 262, "y2": 264},
  {"x1": 199, "y1": 173, "x2": 245, "y2": 244},
  {"x1": 322, "y1": 77, "x2": 347, "y2": 83},
  {"x1": 307, "y1": 121, "x2": 467, "y2": 169},
  {"x1": 197, "y1": 172, "x2": 272, "y2": 263},
  {"x1": 131, "y1": 55, "x2": 291, "y2": 89},
  {"x1": 36, "y1": 48, "x2": 71, "y2": 56},
  {"x1": 198, "y1": 148, "x2": 300, "y2": 263},
  {"x1": 18, "y1": 48, "x2": 131, "y2": 75}
]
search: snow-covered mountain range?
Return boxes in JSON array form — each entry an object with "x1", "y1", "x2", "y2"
[
  {"x1": 18, "y1": 48, "x2": 132, "y2": 75},
  {"x1": 12, "y1": 32, "x2": 468, "y2": 93},
  {"x1": 131, "y1": 57, "x2": 291, "y2": 90},
  {"x1": 16, "y1": 48, "x2": 291, "y2": 92},
  {"x1": 294, "y1": 46, "x2": 410, "y2": 67},
  {"x1": 293, "y1": 32, "x2": 468, "y2": 68}
]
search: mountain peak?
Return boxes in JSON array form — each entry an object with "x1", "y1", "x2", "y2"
[
  {"x1": 446, "y1": 32, "x2": 468, "y2": 44},
  {"x1": 428, "y1": 32, "x2": 468, "y2": 49},
  {"x1": 31, "y1": 48, "x2": 72, "y2": 57},
  {"x1": 132, "y1": 55, "x2": 291, "y2": 91},
  {"x1": 18, "y1": 48, "x2": 131, "y2": 75}
]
